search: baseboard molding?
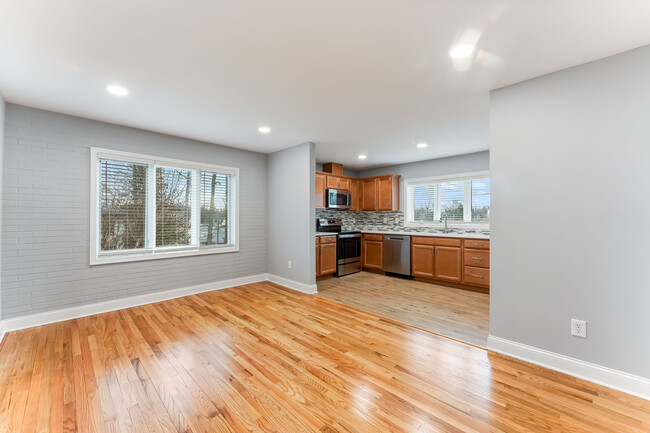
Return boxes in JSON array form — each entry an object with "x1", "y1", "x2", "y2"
[
  {"x1": 0, "y1": 273, "x2": 269, "y2": 336},
  {"x1": 267, "y1": 274, "x2": 318, "y2": 294},
  {"x1": 487, "y1": 335, "x2": 650, "y2": 401}
]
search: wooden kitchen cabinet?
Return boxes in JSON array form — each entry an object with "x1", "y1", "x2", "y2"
[
  {"x1": 362, "y1": 178, "x2": 376, "y2": 210},
  {"x1": 362, "y1": 236, "x2": 383, "y2": 270},
  {"x1": 350, "y1": 179, "x2": 362, "y2": 211},
  {"x1": 315, "y1": 173, "x2": 326, "y2": 209},
  {"x1": 326, "y1": 176, "x2": 350, "y2": 191},
  {"x1": 411, "y1": 244, "x2": 434, "y2": 278},
  {"x1": 316, "y1": 236, "x2": 337, "y2": 278},
  {"x1": 433, "y1": 246, "x2": 462, "y2": 282},
  {"x1": 412, "y1": 236, "x2": 473, "y2": 287},
  {"x1": 361, "y1": 175, "x2": 399, "y2": 211}
]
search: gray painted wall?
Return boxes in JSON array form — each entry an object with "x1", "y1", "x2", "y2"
[
  {"x1": 490, "y1": 45, "x2": 650, "y2": 378},
  {"x1": 0, "y1": 93, "x2": 4, "y2": 321},
  {"x1": 2, "y1": 104, "x2": 268, "y2": 319},
  {"x1": 357, "y1": 151, "x2": 490, "y2": 210},
  {"x1": 268, "y1": 142, "x2": 316, "y2": 286}
]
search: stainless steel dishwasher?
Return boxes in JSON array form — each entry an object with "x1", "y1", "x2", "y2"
[{"x1": 382, "y1": 234, "x2": 411, "y2": 277}]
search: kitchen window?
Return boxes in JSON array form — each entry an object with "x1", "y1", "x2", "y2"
[
  {"x1": 404, "y1": 171, "x2": 490, "y2": 226},
  {"x1": 90, "y1": 148, "x2": 238, "y2": 265}
]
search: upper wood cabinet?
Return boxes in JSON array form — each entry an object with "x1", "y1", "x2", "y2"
[
  {"x1": 315, "y1": 174, "x2": 326, "y2": 209},
  {"x1": 326, "y1": 176, "x2": 350, "y2": 190},
  {"x1": 350, "y1": 179, "x2": 362, "y2": 211},
  {"x1": 361, "y1": 175, "x2": 400, "y2": 211},
  {"x1": 362, "y1": 178, "x2": 377, "y2": 210},
  {"x1": 314, "y1": 170, "x2": 400, "y2": 212}
]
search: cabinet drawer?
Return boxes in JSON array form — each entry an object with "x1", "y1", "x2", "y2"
[
  {"x1": 464, "y1": 239, "x2": 489, "y2": 250},
  {"x1": 463, "y1": 249, "x2": 490, "y2": 268},
  {"x1": 412, "y1": 237, "x2": 461, "y2": 247},
  {"x1": 464, "y1": 266, "x2": 489, "y2": 287},
  {"x1": 363, "y1": 234, "x2": 383, "y2": 241},
  {"x1": 319, "y1": 236, "x2": 337, "y2": 244}
]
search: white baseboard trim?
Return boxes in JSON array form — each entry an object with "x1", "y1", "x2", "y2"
[
  {"x1": 267, "y1": 274, "x2": 318, "y2": 294},
  {"x1": 0, "y1": 273, "x2": 269, "y2": 336},
  {"x1": 487, "y1": 335, "x2": 650, "y2": 401}
]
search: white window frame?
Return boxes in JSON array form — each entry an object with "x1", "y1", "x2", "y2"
[
  {"x1": 404, "y1": 170, "x2": 490, "y2": 229},
  {"x1": 90, "y1": 147, "x2": 240, "y2": 265}
]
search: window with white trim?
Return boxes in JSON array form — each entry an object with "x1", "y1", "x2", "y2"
[
  {"x1": 405, "y1": 172, "x2": 490, "y2": 226},
  {"x1": 91, "y1": 148, "x2": 238, "y2": 264}
]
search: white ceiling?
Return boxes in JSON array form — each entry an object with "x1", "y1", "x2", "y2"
[{"x1": 1, "y1": 1, "x2": 650, "y2": 169}]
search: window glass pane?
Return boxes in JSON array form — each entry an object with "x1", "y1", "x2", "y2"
[
  {"x1": 471, "y1": 178, "x2": 490, "y2": 222},
  {"x1": 412, "y1": 184, "x2": 435, "y2": 221},
  {"x1": 440, "y1": 181, "x2": 464, "y2": 220},
  {"x1": 156, "y1": 167, "x2": 192, "y2": 247},
  {"x1": 99, "y1": 159, "x2": 148, "y2": 251},
  {"x1": 200, "y1": 171, "x2": 230, "y2": 245}
]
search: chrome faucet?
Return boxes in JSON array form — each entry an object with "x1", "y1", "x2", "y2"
[{"x1": 442, "y1": 212, "x2": 448, "y2": 231}]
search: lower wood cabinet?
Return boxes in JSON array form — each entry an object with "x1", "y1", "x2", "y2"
[
  {"x1": 316, "y1": 236, "x2": 337, "y2": 278},
  {"x1": 434, "y1": 245, "x2": 462, "y2": 282},
  {"x1": 362, "y1": 234, "x2": 383, "y2": 270},
  {"x1": 412, "y1": 236, "x2": 488, "y2": 290}
]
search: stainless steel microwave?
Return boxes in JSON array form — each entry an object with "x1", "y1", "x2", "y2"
[{"x1": 326, "y1": 188, "x2": 351, "y2": 209}]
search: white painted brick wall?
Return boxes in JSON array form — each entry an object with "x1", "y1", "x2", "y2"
[{"x1": 2, "y1": 104, "x2": 268, "y2": 319}]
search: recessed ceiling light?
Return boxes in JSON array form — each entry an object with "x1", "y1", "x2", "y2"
[
  {"x1": 106, "y1": 84, "x2": 129, "y2": 97},
  {"x1": 358, "y1": 154, "x2": 367, "y2": 160},
  {"x1": 417, "y1": 142, "x2": 428, "y2": 149},
  {"x1": 449, "y1": 44, "x2": 475, "y2": 59},
  {"x1": 258, "y1": 126, "x2": 271, "y2": 133}
]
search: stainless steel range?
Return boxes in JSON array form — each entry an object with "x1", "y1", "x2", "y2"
[{"x1": 316, "y1": 218, "x2": 361, "y2": 277}]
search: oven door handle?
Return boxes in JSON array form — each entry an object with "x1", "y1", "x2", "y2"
[{"x1": 338, "y1": 234, "x2": 362, "y2": 238}]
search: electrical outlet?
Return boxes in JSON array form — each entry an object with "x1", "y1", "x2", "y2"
[
  {"x1": 571, "y1": 319, "x2": 587, "y2": 338},
  {"x1": 287, "y1": 261, "x2": 292, "y2": 269}
]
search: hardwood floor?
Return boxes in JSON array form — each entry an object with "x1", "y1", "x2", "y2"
[
  {"x1": 318, "y1": 272, "x2": 489, "y2": 347},
  {"x1": 0, "y1": 281, "x2": 648, "y2": 432}
]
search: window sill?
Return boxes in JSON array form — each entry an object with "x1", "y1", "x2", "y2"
[{"x1": 90, "y1": 245, "x2": 239, "y2": 266}]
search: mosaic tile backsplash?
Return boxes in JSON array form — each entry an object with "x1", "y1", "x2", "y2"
[{"x1": 315, "y1": 209, "x2": 490, "y2": 234}]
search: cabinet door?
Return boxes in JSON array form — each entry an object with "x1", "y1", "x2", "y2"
[
  {"x1": 315, "y1": 244, "x2": 320, "y2": 277},
  {"x1": 315, "y1": 174, "x2": 326, "y2": 208},
  {"x1": 338, "y1": 178, "x2": 350, "y2": 190},
  {"x1": 411, "y1": 244, "x2": 434, "y2": 278},
  {"x1": 376, "y1": 176, "x2": 393, "y2": 210},
  {"x1": 434, "y1": 246, "x2": 462, "y2": 282},
  {"x1": 362, "y1": 179, "x2": 377, "y2": 211},
  {"x1": 363, "y1": 240, "x2": 383, "y2": 270},
  {"x1": 319, "y1": 242, "x2": 337, "y2": 276},
  {"x1": 326, "y1": 176, "x2": 341, "y2": 189},
  {"x1": 349, "y1": 180, "x2": 360, "y2": 211}
]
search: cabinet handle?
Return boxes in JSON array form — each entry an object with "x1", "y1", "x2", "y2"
[
  {"x1": 471, "y1": 257, "x2": 484, "y2": 261},
  {"x1": 471, "y1": 274, "x2": 484, "y2": 278},
  {"x1": 472, "y1": 242, "x2": 484, "y2": 246},
  {"x1": 388, "y1": 200, "x2": 391, "y2": 207},
  {"x1": 433, "y1": 246, "x2": 437, "y2": 256}
]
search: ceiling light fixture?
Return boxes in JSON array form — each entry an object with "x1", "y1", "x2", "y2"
[
  {"x1": 449, "y1": 44, "x2": 475, "y2": 59},
  {"x1": 258, "y1": 126, "x2": 271, "y2": 133},
  {"x1": 358, "y1": 154, "x2": 367, "y2": 160},
  {"x1": 106, "y1": 84, "x2": 129, "y2": 97},
  {"x1": 416, "y1": 142, "x2": 428, "y2": 149}
]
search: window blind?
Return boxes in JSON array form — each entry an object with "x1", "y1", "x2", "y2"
[
  {"x1": 156, "y1": 167, "x2": 192, "y2": 247},
  {"x1": 412, "y1": 184, "x2": 435, "y2": 221},
  {"x1": 439, "y1": 181, "x2": 464, "y2": 221},
  {"x1": 200, "y1": 171, "x2": 231, "y2": 245},
  {"x1": 471, "y1": 178, "x2": 490, "y2": 222},
  {"x1": 99, "y1": 159, "x2": 148, "y2": 251}
]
